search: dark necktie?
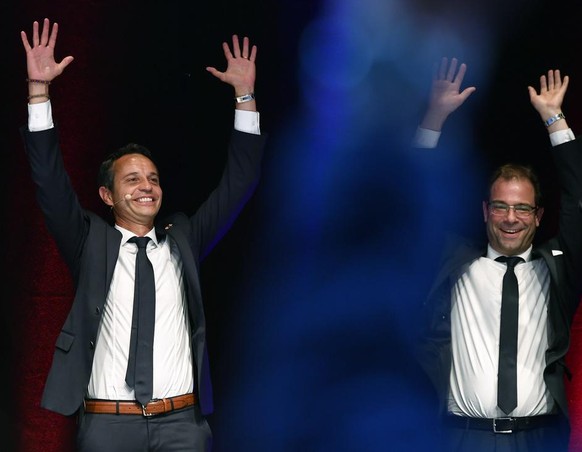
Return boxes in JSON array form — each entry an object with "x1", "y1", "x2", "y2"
[
  {"x1": 495, "y1": 255, "x2": 524, "y2": 415},
  {"x1": 126, "y1": 236, "x2": 155, "y2": 406}
]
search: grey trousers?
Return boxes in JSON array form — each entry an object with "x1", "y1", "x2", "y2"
[{"x1": 76, "y1": 405, "x2": 212, "y2": 452}]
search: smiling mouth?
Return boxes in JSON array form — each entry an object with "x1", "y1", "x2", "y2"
[
  {"x1": 135, "y1": 197, "x2": 154, "y2": 203},
  {"x1": 500, "y1": 228, "x2": 521, "y2": 235}
]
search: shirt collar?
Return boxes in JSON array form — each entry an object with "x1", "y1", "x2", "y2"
[
  {"x1": 487, "y1": 243, "x2": 532, "y2": 262},
  {"x1": 115, "y1": 224, "x2": 160, "y2": 246}
]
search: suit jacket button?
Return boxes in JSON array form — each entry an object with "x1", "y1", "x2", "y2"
[{"x1": 89, "y1": 341, "x2": 95, "y2": 349}]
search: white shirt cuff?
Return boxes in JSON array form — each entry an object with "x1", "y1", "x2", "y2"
[
  {"x1": 412, "y1": 127, "x2": 440, "y2": 148},
  {"x1": 28, "y1": 100, "x2": 54, "y2": 131},
  {"x1": 549, "y1": 128, "x2": 575, "y2": 147},
  {"x1": 234, "y1": 110, "x2": 260, "y2": 135}
]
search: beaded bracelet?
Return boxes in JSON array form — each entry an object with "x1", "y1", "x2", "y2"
[{"x1": 26, "y1": 78, "x2": 51, "y2": 85}]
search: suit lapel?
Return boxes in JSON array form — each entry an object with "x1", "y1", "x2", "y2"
[
  {"x1": 105, "y1": 227, "x2": 122, "y2": 289},
  {"x1": 533, "y1": 246, "x2": 560, "y2": 283},
  {"x1": 160, "y1": 223, "x2": 202, "y2": 304}
]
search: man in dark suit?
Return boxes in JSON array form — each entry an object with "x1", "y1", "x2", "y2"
[
  {"x1": 20, "y1": 18, "x2": 266, "y2": 451},
  {"x1": 414, "y1": 58, "x2": 582, "y2": 451}
]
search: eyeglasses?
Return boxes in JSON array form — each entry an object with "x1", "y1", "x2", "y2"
[{"x1": 487, "y1": 201, "x2": 538, "y2": 218}]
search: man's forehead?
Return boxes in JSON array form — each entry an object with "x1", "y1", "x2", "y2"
[
  {"x1": 114, "y1": 154, "x2": 158, "y2": 172},
  {"x1": 490, "y1": 177, "x2": 535, "y2": 199}
]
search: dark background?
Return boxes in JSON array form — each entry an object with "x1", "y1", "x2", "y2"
[{"x1": 4, "y1": 0, "x2": 582, "y2": 451}]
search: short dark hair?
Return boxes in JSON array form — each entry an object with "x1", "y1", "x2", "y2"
[
  {"x1": 97, "y1": 143, "x2": 155, "y2": 190},
  {"x1": 488, "y1": 163, "x2": 543, "y2": 207}
]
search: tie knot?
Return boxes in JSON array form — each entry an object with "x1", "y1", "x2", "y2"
[
  {"x1": 129, "y1": 236, "x2": 151, "y2": 249},
  {"x1": 495, "y1": 255, "x2": 524, "y2": 268}
]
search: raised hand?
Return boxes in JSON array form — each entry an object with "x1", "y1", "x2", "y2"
[
  {"x1": 429, "y1": 58, "x2": 475, "y2": 115},
  {"x1": 206, "y1": 35, "x2": 257, "y2": 101},
  {"x1": 420, "y1": 57, "x2": 476, "y2": 131},
  {"x1": 21, "y1": 18, "x2": 74, "y2": 82},
  {"x1": 528, "y1": 70, "x2": 569, "y2": 128}
]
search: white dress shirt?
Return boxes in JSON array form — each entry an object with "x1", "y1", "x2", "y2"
[
  {"x1": 87, "y1": 227, "x2": 194, "y2": 400},
  {"x1": 448, "y1": 245, "x2": 552, "y2": 417}
]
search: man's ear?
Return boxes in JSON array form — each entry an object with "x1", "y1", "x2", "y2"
[
  {"x1": 99, "y1": 186, "x2": 114, "y2": 207},
  {"x1": 535, "y1": 206, "x2": 545, "y2": 227},
  {"x1": 482, "y1": 200, "x2": 489, "y2": 223}
]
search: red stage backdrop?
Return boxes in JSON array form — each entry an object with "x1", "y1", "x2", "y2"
[{"x1": 10, "y1": 2, "x2": 110, "y2": 451}]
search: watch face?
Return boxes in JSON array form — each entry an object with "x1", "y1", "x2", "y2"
[
  {"x1": 545, "y1": 113, "x2": 564, "y2": 127},
  {"x1": 235, "y1": 93, "x2": 255, "y2": 103}
]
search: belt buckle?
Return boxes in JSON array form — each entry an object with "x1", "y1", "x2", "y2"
[
  {"x1": 141, "y1": 399, "x2": 160, "y2": 417},
  {"x1": 493, "y1": 417, "x2": 515, "y2": 434}
]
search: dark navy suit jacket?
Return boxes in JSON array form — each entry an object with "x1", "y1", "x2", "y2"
[
  {"x1": 416, "y1": 138, "x2": 582, "y2": 419},
  {"x1": 21, "y1": 126, "x2": 266, "y2": 416}
]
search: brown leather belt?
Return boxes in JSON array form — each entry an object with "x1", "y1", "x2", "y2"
[{"x1": 84, "y1": 393, "x2": 197, "y2": 417}]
